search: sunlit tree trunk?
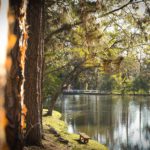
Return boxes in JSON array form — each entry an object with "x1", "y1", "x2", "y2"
[
  {"x1": 5, "y1": 1, "x2": 24, "y2": 149},
  {"x1": 24, "y1": 0, "x2": 44, "y2": 146}
]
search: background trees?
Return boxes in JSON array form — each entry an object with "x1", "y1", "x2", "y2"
[{"x1": 43, "y1": 0, "x2": 150, "y2": 114}]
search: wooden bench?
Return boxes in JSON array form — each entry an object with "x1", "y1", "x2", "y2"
[{"x1": 79, "y1": 132, "x2": 90, "y2": 144}]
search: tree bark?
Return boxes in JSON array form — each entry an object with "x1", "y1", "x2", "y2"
[
  {"x1": 5, "y1": 1, "x2": 23, "y2": 150},
  {"x1": 24, "y1": 0, "x2": 44, "y2": 146},
  {"x1": 46, "y1": 92, "x2": 60, "y2": 116},
  {"x1": 47, "y1": 65, "x2": 83, "y2": 116}
]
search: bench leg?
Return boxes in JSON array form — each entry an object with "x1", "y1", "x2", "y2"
[
  {"x1": 84, "y1": 139, "x2": 88, "y2": 144},
  {"x1": 79, "y1": 135, "x2": 89, "y2": 144},
  {"x1": 80, "y1": 137, "x2": 84, "y2": 143}
]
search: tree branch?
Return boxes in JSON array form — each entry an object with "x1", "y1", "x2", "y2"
[
  {"x1": 88, "y1": 0, "x2": 143, "y2": 17},
  {"x1": 45, "y1": 0, "x2": 145, "y2": 44},
  {"x1": 101, "y1": 0, "x2": 132, "y2": 17},
  {"x1": 45, "y1": 21, "x2": 82, "y2": 44}
]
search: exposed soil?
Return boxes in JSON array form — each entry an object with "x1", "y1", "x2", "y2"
[{"x1": 24, "y1": 133, "x2": 71, "y2": 150}]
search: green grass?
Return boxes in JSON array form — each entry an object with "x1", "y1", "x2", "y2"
[{"x1": 43, "y1": 109, "x2": 108, "y2": 150}]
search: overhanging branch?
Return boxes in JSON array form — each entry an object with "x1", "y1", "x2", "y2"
[
  {"x1": 45, "y1": 0, "x2": 145, "y2": 44},
  {"x1": 101, "y1": 0, "x2": 132, "y2": 17},
  {"x1": 45, "y1": 21, "x2": 82, "y2": 44}
]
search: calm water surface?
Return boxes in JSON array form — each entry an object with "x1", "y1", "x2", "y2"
[{"x1": 56, "y1": 95, "x2": 150, "y2": 150}]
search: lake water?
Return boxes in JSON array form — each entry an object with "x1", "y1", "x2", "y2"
[{"x1": 55, "y1": 95, "x2": 150, "y2": 150}]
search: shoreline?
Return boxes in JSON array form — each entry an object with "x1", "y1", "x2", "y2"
[
  {"x1": 63, "y1": 93, "x2": 150, "y2": 96},
  {"x1": 43, "y1": 110, "x2": 108, "y2": 150}
]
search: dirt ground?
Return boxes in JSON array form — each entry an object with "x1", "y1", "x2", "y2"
[{"x1": 24, "y1": 133, "x2": 71, "y2": 150}]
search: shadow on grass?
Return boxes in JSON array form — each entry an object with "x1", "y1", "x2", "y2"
[{"x1": 74, "y1": 139, "x2": 87, "y2": 144}]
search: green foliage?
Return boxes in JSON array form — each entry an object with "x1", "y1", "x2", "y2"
[
  {"x1": 99, "y1": 74, "x2": 116, "y2": 93},
  {"x1": 131, "y1": 75, "x2": 150, "y2": 94},
  {"x1": 43, "y1": 0, "x2": 150, "y2": 100}
]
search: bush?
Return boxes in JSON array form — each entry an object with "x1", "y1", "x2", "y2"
[{"x1": 131, "y1": 75, "x2": 149, "y2": 94}]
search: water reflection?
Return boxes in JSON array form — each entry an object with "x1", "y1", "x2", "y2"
[{"x1": 56, "y1": 95, "x2": 150, "y2": 150}]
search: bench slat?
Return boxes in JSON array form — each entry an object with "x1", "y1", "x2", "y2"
[{"x1": 79, "y1": 132, "x2": 90, "y2": 139}]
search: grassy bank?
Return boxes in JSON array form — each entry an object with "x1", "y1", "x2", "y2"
[{"x1": 43, "y1": 109, "x2": 108, "y2": 150}]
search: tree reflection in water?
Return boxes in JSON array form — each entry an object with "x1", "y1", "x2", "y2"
[{"x1": 56, "y1": 95, "x2": 150, "y2": 150}]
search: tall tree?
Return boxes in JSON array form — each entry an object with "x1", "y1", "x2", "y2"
[
  {"x1": 5, "y1": 0, "x2": 26, "y2": 149},
  {"x1": 24, "y1": 0, "x2": 44, "y2": 146},
  {"x1": 5, "y1": 0, "x2": 44, "y2": 149}
]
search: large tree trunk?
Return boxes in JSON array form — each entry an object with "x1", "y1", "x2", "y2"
[
  {"x1": 5, "y1": 1, "x2": 24, "y2": 150},
  {"x1": 24, "y1": 0, "x2": 44, "y2": 146}
]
